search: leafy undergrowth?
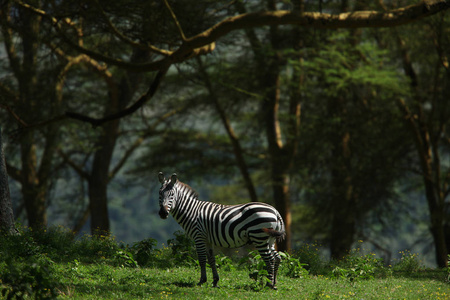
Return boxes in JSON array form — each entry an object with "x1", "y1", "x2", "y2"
[{"x1": 1, "y1": 227, "x2": 449, "y2": 299}]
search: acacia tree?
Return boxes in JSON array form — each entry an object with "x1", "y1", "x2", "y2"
[
  {"x1": 0, "y1": 0, "x2": 448, "y2": 241},
  {"x1": 388, "y1": 13, "x2": 450, "y2": 267},
  {"x1": 297, "y1": 34, "x2": 411, "y2": 259},
  {"x1": 0, "y1": 0, "x2": 67, "y2": 230}
]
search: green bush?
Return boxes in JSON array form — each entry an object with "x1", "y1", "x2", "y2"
[
  {"x1": 216, "y1": 253, "x2": 236, "y2": 271},
  {"x1": 331, "y1": 252, "x2": 384, "y2": 282},
  {"x1": 166, "y1": 230, "x2": 197, "y2": 267},
  {"x1": 279, "y1": 252, "x2": 309, "y2": 278},
  {"x1": 292, "y1": 242, "x2": 326, "y2": 275},
  {"x1": 130, "y1": 238, "x2": 157, "y2": 267},
  {"x1": 392, "y1": 250, "x2": 423, "y2": 273},
  {"x1": 1, "y1": 255, "x2": 59, "y2": 300},
  {"x1": 242, "y1": 250, "x2": 271, "y2": 291}
]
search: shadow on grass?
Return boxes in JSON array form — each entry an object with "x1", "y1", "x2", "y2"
[
  {"x1": 393, "y1": 269, "x2": 448, "y2": 281},
  {"x1": 170, "y1": 280, "x2": 197, "y2": 288}
]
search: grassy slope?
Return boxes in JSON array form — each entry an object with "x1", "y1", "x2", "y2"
[{"x1": 54, "y1": 263, "x2": 449, "y2": 300}]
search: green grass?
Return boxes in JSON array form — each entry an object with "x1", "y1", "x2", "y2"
[
  {"x1": 1, "y1": 227, "x2": 449, "y2": 299},
  {"x1": 53, "y1": 264, "x2": 449, "y2": 299}
]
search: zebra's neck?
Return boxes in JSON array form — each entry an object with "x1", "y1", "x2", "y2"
[{"x1": 171, "y1": 182, "x2": 203, "y2": 233}]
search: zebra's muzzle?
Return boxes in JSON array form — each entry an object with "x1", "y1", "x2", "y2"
[{"x1": 159, "y1": 206, "x2": 169, "y2": 219}]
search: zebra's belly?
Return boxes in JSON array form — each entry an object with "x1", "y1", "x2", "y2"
[{"x1": 207, "y1": 231, "x2": 249, "y2": 248}]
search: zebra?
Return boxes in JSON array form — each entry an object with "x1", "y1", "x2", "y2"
[{"x1": 158, "y1": 172, "x2": 285, "y2": 289}]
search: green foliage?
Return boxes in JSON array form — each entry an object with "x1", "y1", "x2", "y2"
[
  {"x1": 215, "y1": 253, "x2": 236, "y2": 271},
  {"x1": 393, "y1": 250, "x2": 423, "y2": 273},
  {"x1": 241, "y1": 250, "x2": 271, "y2": 291},
  {"x1": 331, "y1": 249, "x2": 385, "y2": 282},
  {"x1": 279, "y1": 252, "x2": 309, "y2": 279},
  {"x1": 292, "y1": 242, "x2": 326, "y2": 275},
  {"x1": 1, "y1": 255, "x2": 59, "y2": 300},
  {"x1": 166, "y1": 230, "x2": 197, "y2": 267},
  {"x1": 129, "y1": 238, "x2": 157, "y2": 267},
  {"x1": 1, "y1": 228, "x2": 450, "y2": 299}
]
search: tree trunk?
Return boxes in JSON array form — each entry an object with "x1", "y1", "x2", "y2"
[
  {"x1": 270, "y1": 167, "x2": 292, "y2": 251},
  {"x1": 394, "y1": 33, "x2": 448, "y2": 267},
  {"x1": 21, "y1": 130, "x2": 48, "y2": 230},
  {"x1": 88, "y1": 49, "x2": 149, "y2": 236},
  {"x1": 88, "y1": 99, "x2": 120, "y2": 236},
  {"x1": 328, "y1": 93, "x2": 356, "y2": 260},
  {"x1": 262, "y1": 50, "x2": 292, "y2": 251},
  {"x1": 329, "y1": 173, "x2": 356, "y2": 260},
  {"x1": 0, "y1": 128, "x2": 16, "y2": 234}
]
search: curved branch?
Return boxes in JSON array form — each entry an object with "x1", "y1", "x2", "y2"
[{"x1": 65, "y1": 67, "x2": 168, "y2": 127}]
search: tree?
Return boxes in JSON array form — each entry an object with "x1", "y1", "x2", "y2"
[
  {"x1": 290, "y1": 27, "x2": 411, "y2": 259},
  {"x1": 0, "y1": 0, "x2": 67, "y2": 230},
  {"x1": 0, "y1": 0, "x2": 448, "y2": 243},
  {"x1": 388, "y1": 13, "x2": 450, "y2": 267},
  {"x1": 0, "y1": 128, "x2": 16, "y2": 234}
]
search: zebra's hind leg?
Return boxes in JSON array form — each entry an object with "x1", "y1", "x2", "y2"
[
  {"x1": 256, "y1": 246, "x2": 277, "y2": 289},
  {"x1": 207, "y1": 247, "x2": 219, "y2": 287},
  {"x1": 272, "y1": 248, "x2": 282, "y2": 287}
]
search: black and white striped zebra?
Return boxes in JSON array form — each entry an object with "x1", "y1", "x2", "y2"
[{"x1": 158, "y1": 172, "x2": 285, "y2": 289}]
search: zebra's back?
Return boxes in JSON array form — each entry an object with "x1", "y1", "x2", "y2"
[{"x1": 197, "y1": 202, "x2": 284, "y2": 248}]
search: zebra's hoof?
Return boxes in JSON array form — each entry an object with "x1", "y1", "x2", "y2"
[
  {"x1": 197, "y1": 280, "x2": 206, "y2": 287},
  {"x1": 266, "y1": 282, "x2": 277, "y2": 290}
]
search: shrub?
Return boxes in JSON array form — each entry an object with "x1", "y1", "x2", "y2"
[
  {"x1": 279, "y1": 251, "x2": 309, "y2": 278},
  {"x1": 166, "y1": 231, "x2": 197, "y2": 267},
  {"x1": 293, "y1": 242, "x2": 326, "y2": 275},
  {"x1": 331, "y1": 250, "x2": 384, "y2": 282},
  {"x1": 393, "y1": 250, "x2": 422, "y2": 273},
  {"x1": 130, "y1": 238, "x2": 158, "y2": 267},
  {"x1": 1, "y1": 255, "x2": 59, "y2": 300},
  {"x1": 215, "y1": 253, "x2": 236, "y2": 271},
  {"x1": 242, "y1": 250, "x2": 271, "y2": 291}
]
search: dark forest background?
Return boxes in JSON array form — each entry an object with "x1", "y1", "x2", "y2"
[{"x1": 0, "y1": 0, "x2": 449, "y2": 267}]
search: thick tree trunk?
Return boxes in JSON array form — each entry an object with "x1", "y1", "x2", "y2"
[
  {"x1": 328, "y1": 94, "x2": 356, "y2": 260},
  {"x1": 21, "y1": 132, "x2": 47, "y2": 229},
  {"x1": 262, "y1": 50, "x2": 293, "y2": 251},
  {"x1": 329, "y1": 174, "x2": 356, "y2": 260},
  {"x1": 88, "y1": 109, "x2": 119, "y2": 236},
  {"x1": 88, "y1": 49, "x2": 149, "y2": 236},
  {"x1": 271, "y1": 168, "x2": 292, "y2": 251},
  {"x1": 0, "y1": 128, "x2": 16, "y2": 234}
]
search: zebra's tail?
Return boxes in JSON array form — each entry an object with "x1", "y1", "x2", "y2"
[
  {"x1": 262, "y1": 228, "x2": 286, "y2": 242},
  {"x1": 263, "y1": 212, "x2": 286, "y2": 242}
]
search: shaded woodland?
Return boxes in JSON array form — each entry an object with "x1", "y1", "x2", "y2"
[{"x1": 0, "y1": 0, "x2": 449, "y2": 267}]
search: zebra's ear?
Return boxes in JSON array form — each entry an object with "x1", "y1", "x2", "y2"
[
  {"x1": 170, "y1": 173, "x2": 178, "y2": 184},
  {"x1": 158, "y1": 172, "x2": 165, "y2": 184}
]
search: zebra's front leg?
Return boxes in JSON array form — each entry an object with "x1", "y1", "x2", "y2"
[
  {"x1": 206, "y1": 247, "x2": 219, "y2": 287},
  {"x1": 196, "y1": 243, "x2": 208, "y2": 286}
]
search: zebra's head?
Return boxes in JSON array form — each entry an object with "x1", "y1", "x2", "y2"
[{"x1": 158, "y1": 172, "x2": 178, "y2": 219}]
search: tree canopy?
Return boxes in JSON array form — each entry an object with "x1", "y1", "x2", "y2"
[{"x1": 0, "y1": 0, "x2": 449, "y2": 266}]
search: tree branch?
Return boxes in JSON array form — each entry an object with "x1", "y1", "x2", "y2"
[
  {"x1": 92, "y1": 0, "x2": 172, "y2": 56},
  {"x1": 57, "y1": 149, "x2": 90, "y2": 180},
  {"x1": 16, "y1": 0, "x2": 449, "y2": 73},
  {"x1": 164, "y1": 0, "x2": 186, "y2": 41},
  {"x1": 65, "y1": 67, "x2": 168, "y2": 127}
]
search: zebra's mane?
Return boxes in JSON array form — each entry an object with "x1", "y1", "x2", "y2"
[{"x1": 177, "y1": 181, "x2": 199, "y2": 200}]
